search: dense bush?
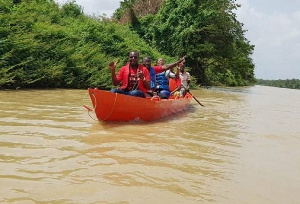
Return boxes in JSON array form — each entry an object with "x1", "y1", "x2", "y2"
[
  {"x1": 130, "y1": 0, "x2": 255, "y2": 86},
  {"x1": 0, "y1": 0, "x2": 172, "y2": 89},
  {"x1": 0, "y1": 0, "x2": 256, "y2": 89}
]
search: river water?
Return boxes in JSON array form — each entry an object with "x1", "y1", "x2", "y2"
[{"x1": 0, "y1": 86, "x2": 299, "y2": 203}]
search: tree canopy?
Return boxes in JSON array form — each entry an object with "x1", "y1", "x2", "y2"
[
  {"x1": 0, "y1": 0, "x2": 173, "y2": 89},
  {"x1": 127, "y1": 0, "x2": 255, "y2": 86},
  {"x1": 0, "y1": 0, "x2": 255, "y2": 89}
]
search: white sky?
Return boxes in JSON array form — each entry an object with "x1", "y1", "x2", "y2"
[{"x1": 55, "y1": 0, "x2": 300, "y2": 79}]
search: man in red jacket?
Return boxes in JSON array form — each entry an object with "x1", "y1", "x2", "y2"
[{"x1": 109, "y1": 51, "x2": 151, "y2": 98}]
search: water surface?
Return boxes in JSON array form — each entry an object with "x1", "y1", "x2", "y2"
[{"x1": 0, "y1": 86, "x2": 299, "y2": 203}]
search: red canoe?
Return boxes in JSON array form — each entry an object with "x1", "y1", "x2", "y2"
[{"x1": 86, "y1": 88, "x2": 193, "y2": 122}]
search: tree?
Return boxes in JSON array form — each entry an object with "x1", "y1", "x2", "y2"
[
  {"x1": 0, "y1": 0, "x2": 171, "y2": 89},
  {"x1": 134, "y1": 0, "x2": 255, "y2": 86}
]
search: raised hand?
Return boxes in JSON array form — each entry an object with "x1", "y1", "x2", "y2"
[
  {"x1": 178, "y1": 55, "x2": 186, "y2": 65},
  {"x1": 109, "y1": 61, "x2": 118, "y2": 70}
]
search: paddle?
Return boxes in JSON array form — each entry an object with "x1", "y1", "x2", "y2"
[{"x1": 182, "y1": 85, "x2": 205, "y2": 107}]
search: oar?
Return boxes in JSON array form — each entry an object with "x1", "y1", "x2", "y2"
[
  {"x1": 182, "y1": 85, "x2": 205, "y2": 107},
  {"x1": 189, "y1": 90, "x2": 205, "y2": 106}
]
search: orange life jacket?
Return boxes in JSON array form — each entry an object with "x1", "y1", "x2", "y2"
[{"x1": 169, "y1": 78, "x2": 181, "y2": 92}]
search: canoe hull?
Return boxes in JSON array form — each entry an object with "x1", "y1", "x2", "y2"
[{"x1": 88, "y1": 88, "x2": 192, "y2": 122}]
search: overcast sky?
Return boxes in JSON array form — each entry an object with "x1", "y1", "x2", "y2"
[{"x1": 55, "y1": 0, "x2": 300, "y2": 79}]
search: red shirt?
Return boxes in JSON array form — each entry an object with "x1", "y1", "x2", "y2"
[
  {"x1": 152, "y1": 65, "x2": 163, "y2": 74},
  {"x1": 116, "y1": 63, "x2": 150, "y2": 94}
]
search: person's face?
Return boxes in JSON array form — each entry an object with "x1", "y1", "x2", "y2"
[
  {"x1": 129, "y1": 52, "x2": 139, "y2": 66},
  {"x1": 157, "y1": 58, "x2": 164, "y2": 66},
  {"x1": 143, "y1": 59, "x2": 151, "y2": 69}
]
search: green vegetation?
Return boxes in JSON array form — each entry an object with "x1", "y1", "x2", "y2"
[
  {"x1": 256, "y1": 79, "x2": 300, "y2": 90},
  {"x1": 0, "y1": 0, "x2": 255, "y2": 89},
  {"x1": 116, "y1": 0, "x2": 255, "y2": 87}
]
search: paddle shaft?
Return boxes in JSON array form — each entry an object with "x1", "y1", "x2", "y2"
[
  {"x1": 188, "y1": 91, "x2": 205, "y2": 106},
  {"x1": 182, "y1": 85, "x2": 205, "y2": 107}
]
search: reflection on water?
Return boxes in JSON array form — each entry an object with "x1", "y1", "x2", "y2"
[{"x1": 0, "y1": 86, "x2": 299, "y2": 203}]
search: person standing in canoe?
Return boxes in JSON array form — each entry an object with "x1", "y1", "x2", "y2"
[
  {"x1": 142, "y1": 56, "x2": 185, "y2": 99},
  {"x1": 109, "y1": 51, "x2": 151, "y2": 98}
]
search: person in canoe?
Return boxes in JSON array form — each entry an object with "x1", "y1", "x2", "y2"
[
  {"x1": 109, "y1": 51, "x2": 151, "y2": 98},
  {"x1": 170, "y1": 61, "x2": 187, "y2": 96},
  {"x1": 155, "y1": 58, "x2": 183, "y2": 97},
  {"x1": 157, "y1": 58, "x2": 165, "y2": 66},
  {"x1": 179, "y1": 63, "x2": 191, "y2": 96},
  {"x1": 142, "y1": 56, "x2": 186, "y2": 99}
]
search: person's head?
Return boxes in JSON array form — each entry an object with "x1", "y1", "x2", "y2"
[
  {"x1": 142, "y1": 56, "x2": 151, "y2": 69},
  {"x1": 157, "y1": 58, "x2": 165, "y2": 66},
  {"x1": 129, "y1": 51, "x2": 139, "y2": 68}
]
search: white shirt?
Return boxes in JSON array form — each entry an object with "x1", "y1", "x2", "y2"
[
  {"x1": 165, "y1": 70, "x2": 177, "y2": 80},
  {"x1": 180, "y1": 71, "x2": 191, "y2": 88}
]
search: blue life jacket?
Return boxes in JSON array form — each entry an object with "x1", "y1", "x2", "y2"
[
  {"x1": 149, "y1": 67, "x2": 156, "y2": 90},
  {"x1": 155, "y1": 72, "x2": 169, "y2": 91}
]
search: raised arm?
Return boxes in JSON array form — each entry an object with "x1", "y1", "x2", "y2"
[
  {"x1": 161, "y1": 56, "x2": 186, "y2": 71},
  {"x1": 109, "y1": 61, "x2": 121, "y2": 86},
  {"x1": 175, "y1": 65, "x2": 180, "y2": 79}
]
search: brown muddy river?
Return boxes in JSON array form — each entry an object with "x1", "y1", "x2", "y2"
[{"x1": 0, "y1": 86, "x2": 299, "y2": 203}]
